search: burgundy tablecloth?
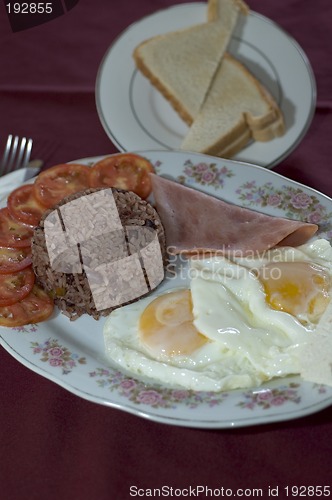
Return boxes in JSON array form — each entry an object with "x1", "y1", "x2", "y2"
[{"x1": 1, "y1": 1, "x2": 332, "y2": 499}]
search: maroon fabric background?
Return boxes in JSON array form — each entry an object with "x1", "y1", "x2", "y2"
[{"x1": 1, "y1": 1, "x2": 332, "y2": 499}]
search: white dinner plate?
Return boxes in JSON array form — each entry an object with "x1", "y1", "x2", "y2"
[
  {"x1": 1, "y1": 151, "x2": 332, "y2": 429},
  {"x1": 95, "y1": 3, "x2": 316, "y2": 169}
]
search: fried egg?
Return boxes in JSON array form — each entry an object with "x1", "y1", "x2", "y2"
[{"x1": 103, "y1": 239, "x2": 332, "y2": 391}]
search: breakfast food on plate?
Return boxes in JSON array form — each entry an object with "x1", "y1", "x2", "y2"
[
  {"x1": 150, "y1": 174, "x2": 318, "y2": 255},
  {"x1": 32, "y1": 187, "x2": 166, "y2": 321},
  {"x1": 0, "y1": 284, "x2": 54, "y2": 328},
  {"x1": 298, "y1": 299, "x2": 332, "y2": 386},
  {"x1": 104, "y1": 238, "x2": 332, "y2": 391},
  {"x1": 133, "y1": 0, "x2": 248, "y2": 125},
  {"x1": 88, "y1": 153, "x2": 155, "y2": 199},
  {"x1": 102, "y1": 175, "x2": 329, "y2": 391},
  {"x1": 0, "y1": 246, "x2": 32, "y2": 274},
  {"x1": 133, "y1": 0, "x2": 285, "y2": 157},
  {"x1": 33, "y1": 154, "x2": 154, "y2": 208},
  {"x1": 1, "y1": 152, "x2": 332, "y2": 392},
  {"x1": 0, "y1": 157, "x2": 319, "y2": 328},
  {"x1": 0, "y1": 205, "x2": 55, "y2": 327},
  {"x1": 33, "y1": 163, "x2": 92, "y2": 208},
  {"x1": 0, "y1": 207, "x2": 34, "y2": 248},
  {"x1": 7, "y1": 184, "x2": 46, "y2": 227},
  {"x1": 180, "y1": 54, "x2": 285, "y2": 157},
  {"x1": 207, "y1": 0, "x2": 245, "y2": 21},
  {"x1": 0, "y1": 154, "x2": 157, "y2": 327}
]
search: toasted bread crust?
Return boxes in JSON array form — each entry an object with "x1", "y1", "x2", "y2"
[
  {"x1": 194, "y1": 117, "x2": 251, "y2": 157},
  {"x1": 180, "y1": 53, "x2": 285, "y2": 158},
  {"x1": 133, "y1": 44, "x2": 194, "y2": 126},
  {"x1": 207, "y1": 0, "x2": 249, "y2": 22},
  {"x1": 225, "y1": 53, "x2": 285, "y2": 137},
  {"x1": 194, "y1": 111, "x2": 284, "y2": 159}
]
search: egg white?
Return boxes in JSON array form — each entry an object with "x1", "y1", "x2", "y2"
[
  {"x1": 190, "y1": 261, "x2": 307, "y2": 380},
  {"x1": 103, "y1": 239, "x2": 332, "y2": 392},
  {"x1": 103, "y1": 291, "x2": 265, "y2": 391}
]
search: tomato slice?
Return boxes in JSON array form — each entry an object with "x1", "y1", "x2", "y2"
[
  {"x1": 0, "y1": 266, "x2": 35, "y2": 306},
  {"x1": 33, "y1": 163, "x2": 91, "y2": 208},
  {"x1": 0, "y1": 285, "x2": 54, "y2": 327},
  {"x1": 88, "y1": 153, "x2": 155, "y2": 199},
  {"x1": 7, "y1": 184, "x2": 46, "y2": 227},
  {"x1": 0, "y1": 246, "x2": 32, "y2": 274},
  {"x1": 0, "y1": 207, "x2": 34, "y2": 248}
]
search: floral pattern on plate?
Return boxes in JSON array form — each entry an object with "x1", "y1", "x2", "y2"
[
  {"x1": 89, "y1": 368, "x2": 229, "y2": 409},
  {"x1": 31, "y1": 338, "x2": 86, "y2": 375},
  {"x1": 13, "y1": 324, "x2": 39, "y2": 334},
  {"x1": 236, "y1": 181, "x2": 332, "y2": 237},
  {"x1": 237, "y1": 384, "x2": 301, "y2": 410},
  {"x1": 177, "y1": 159, "x2": 234, "y2": 189}
]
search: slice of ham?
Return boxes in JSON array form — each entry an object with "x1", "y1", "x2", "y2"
[{"x1": 150, "y1": 174, "x2": 318, "y2": 256}]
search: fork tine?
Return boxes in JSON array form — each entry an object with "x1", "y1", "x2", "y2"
[
  {"x1": 0, "y1": 136, "x2": 34, "y2": 177},
  {"x1": 14, "y1": 137, "x2": 27, "y2": 170},
  {"x1": 5, "y1": 135, "x2": 19, "y2": 174},
  {"x1": 0, "y1": 134, "x2": 13, "y2": 174},
  {"x1": 22, "y1": 138, "x2": 33, "y2": 168}
]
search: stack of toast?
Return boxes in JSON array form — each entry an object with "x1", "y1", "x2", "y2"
[{"x1": 133, "y1": 0, "x2": 285, "y2": 158}]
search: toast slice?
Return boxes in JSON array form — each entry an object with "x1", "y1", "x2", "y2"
[
  {"x1": 207, "y1": 0, "x2": 248, "y2": 21},
  {"x1": 133, "y1": 0, "x2": 248, "y2": 125},
  {"x1": 180, "y1": 53, "x2": 285, "y2": 157}
]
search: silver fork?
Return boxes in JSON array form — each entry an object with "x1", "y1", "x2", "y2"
[{"x1": 0, "y1": 135, "x2": 33, "y2": 177}]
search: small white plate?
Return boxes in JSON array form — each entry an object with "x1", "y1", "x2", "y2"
[
  {"x1": 95, "y1": 3, "x2": 316, "y2": 169},
  {"x1": 1, "y1": 151, "x2": 332, "y2": 429}
]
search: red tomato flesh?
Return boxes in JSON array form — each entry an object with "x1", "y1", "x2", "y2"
[
  {"x1": 0, "y1": 246, "x2": 32, "y2": 274},
  {"x1": 0, "y1": 207, "x2": 33, "y2": 248},
  {"x1": 0, "y1": 266, "x2": 35, "y2": 306},
  {"x1": 7, "y1": 184, "x2": 46, "y2": 227},
  {"x1": 33, "y1": 163, "x2": 91, "y2": 209},
  {"x1": 88, "y1": 153, "x2": 155, "y2": 199},
  {"x1": 0, "y1": 285, "x2": 54, "y2": 327}
]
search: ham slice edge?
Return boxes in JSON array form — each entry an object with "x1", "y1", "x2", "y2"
[{"x1": 150, "y1": 174, "x2": 318, "y2": 256}]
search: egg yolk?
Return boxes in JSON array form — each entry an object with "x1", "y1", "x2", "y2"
[
  {"x1": 258, "y1": 261, "x2": 331, "y2": 323},
  {"x1": 139, "y1": 289, "x2": 207, "y2": 356}
]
